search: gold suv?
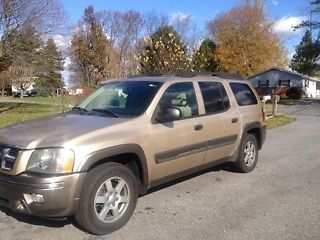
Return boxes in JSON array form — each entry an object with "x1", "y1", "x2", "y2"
[{"x1": 0, "y1": 72, "x2": 266, "y2": 235}]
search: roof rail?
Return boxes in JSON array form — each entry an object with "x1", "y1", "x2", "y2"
[
  {"x1": 128, "y1": 73, "x2": 164, "y2": 78},
  {"x1": 177, "y1": 71, "x2": 244, "y2": 80}
]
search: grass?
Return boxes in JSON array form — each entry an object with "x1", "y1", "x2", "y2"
[
  {"x1": 0, "y1": 96, "x2": 85, "y2": 128},
  {"x1": 278, "y1": 99, "x2": 304, "y2": 105},
  {"x1": 265, "y1": 115, "x2": 295, "y2": 129},
  {"x1": 0, "y1": 102, "x2": 63, "y2": 128},
  {"x1": 0, "y1": 95, "x2": 83, "y2": 107}
]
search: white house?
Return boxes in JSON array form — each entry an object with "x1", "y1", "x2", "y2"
[{"x1": 249, "y1": 67, "x2": 320, "y2": 99}]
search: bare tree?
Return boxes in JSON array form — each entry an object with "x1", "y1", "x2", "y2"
[
  {"x1": 170, "y1": 13, "x2": 203, "y2": 54},
  {"x1": 102, "y1": 10, "x2": 144, "y2": 77},
  {"x1": 171, "y1": 13, "x2": 193, "y2": 43},
  {"x1": 0, "y1": 0, "x2": 66, "y2": 94},
  {"x1": 0, "y1": 0, "x2": 66, "y2": 35},
  {"x1": 143, "y1": 11, "x2": 169, "y2": 36},
  {"x1": 10, "y1": 63, "x2": 34, "y2": 98}
]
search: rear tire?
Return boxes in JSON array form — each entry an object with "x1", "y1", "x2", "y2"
[
  {"x1": 75, "y1": 162, "x2": 138, "y2": 235},
  {"x1": 234, "y1": 134, "x2": 258, "y2": 173}
]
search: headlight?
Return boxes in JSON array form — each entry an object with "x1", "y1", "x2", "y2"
[{"x1": 26, "y1": 148, "x2": 74, "y2": 174}]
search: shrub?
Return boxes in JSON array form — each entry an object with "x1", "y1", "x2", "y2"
[
  {"x1": 37, "y1": 91, "x2": 50, "y2": 97},
  {"x1": 286, "y1": 87, "x2": 304, "y2": 100}
]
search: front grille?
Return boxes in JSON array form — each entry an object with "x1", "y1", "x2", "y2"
[{"x1": 0, "y1": 145, "x2": 19, "y2": 171}]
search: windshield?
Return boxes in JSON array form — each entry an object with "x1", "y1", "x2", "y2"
[{"x1": 76, "y1": 81, "x2": 162, "y2": 117}]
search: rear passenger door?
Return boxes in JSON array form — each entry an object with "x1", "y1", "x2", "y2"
[{"x1": 198, "y1": 82, "x2": 241, "y2": 163}]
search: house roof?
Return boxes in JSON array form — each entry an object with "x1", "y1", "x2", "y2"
[{"x1": 248, "y1": 67, "x2": 320, "y2": 82}]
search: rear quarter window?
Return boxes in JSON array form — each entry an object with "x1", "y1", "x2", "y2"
[{"x1": 230, "y1": 82, "x2": 258, "y2": 106}]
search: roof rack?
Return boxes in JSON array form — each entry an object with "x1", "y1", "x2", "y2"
[
  {"x1": 128, "y1": 73, "x2": 165, "y2": 78},
  {"x1": 177, "y1": 71, "x2": 244, "y2": 80}
]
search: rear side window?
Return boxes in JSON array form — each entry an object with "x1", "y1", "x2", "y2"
[
  {"x1": 199, "y1": 82, "x2": 230, "y2": 114},
  {"x1": 230, "y1": 82, "x2": 258, "y2": 106}
]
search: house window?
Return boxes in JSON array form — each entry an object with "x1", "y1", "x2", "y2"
[
  {"x1": 316, "y1": 81, "x2": 320, "y2": 90},
  {"x1": 258, "y1": 80, "x2": 269, "y2": 87},
  {"x1": 279, "y1": 80, "x2": 290, "y2": 87}
]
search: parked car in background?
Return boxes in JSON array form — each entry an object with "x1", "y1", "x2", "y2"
[{"x1": 13, "y1": 89, "x2": 38, "y2": 97}]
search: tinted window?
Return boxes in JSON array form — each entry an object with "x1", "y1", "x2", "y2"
[
  {"x1": 230, "y1": 82, "x2": 258, "y2": 106},
  {"x1": 199, "y1": 82, "x2": 230, "y2": 114},
  {"x1": 157, "y1": 82, "x2": 198, "y2": 119}
]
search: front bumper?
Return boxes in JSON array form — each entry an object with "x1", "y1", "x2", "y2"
[{"x1": 0, "y1": 172, "x2": 86, "y2": 217}]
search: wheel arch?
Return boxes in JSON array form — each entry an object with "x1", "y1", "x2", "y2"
[
  {"x1": 79, "y1": 144, "x2": 149, "y2": 195},
  {"x1": 242, "y1": 122, "x2": 265, "y2": 150}
]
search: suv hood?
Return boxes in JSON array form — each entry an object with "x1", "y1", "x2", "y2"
[{"x1": 0, "y1": 112, "x2": 129, "y2": 149}]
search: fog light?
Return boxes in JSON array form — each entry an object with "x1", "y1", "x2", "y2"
[{"x1": 31, "y1": 193, "x2": 44, "y2": 203}]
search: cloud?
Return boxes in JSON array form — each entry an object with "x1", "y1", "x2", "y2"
[
  {"x1": 273, "y1": 16, "x2": 308, "y2": 37},
  {"x1": 169, "y1": 12, "x2": 193, "y2": 24},
  {"x1": 51, "y1": 34, "x2": 72, "y2": 51},
  {"x1": 271, "y1": 0, "x2": 278, "y2": 6}
]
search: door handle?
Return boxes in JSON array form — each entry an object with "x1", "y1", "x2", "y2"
[
  {"x1": 231, "y1": 117, "x2": 239, "y2": 123},
  {"x1": 194, "y1": 124, "x2": 203, "y2": 131}
]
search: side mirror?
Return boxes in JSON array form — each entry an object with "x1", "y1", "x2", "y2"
[{"x1": 156, "y1": 107, "x2": 182, "y2": 123}]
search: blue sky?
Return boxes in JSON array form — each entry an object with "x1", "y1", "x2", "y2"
[
  {"x1": 57, "y1": 0, "x2": 314, "y2": 85},
  {"x1": 61, "y1": 0, "x2": 309, "y2": 57}
]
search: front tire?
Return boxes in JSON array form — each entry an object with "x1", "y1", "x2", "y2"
[
  {"x1": 234, "y1": 134, "x2": 258, "y2": 173},
  {"x1": 76, "y1": 162, "x2": 138, "y2": 235}
]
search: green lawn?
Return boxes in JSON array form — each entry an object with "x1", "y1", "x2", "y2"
[
  {"x1": 0, "y1": 96, "x2": 85, "y2": 129},
  {"x1": 0, "y1": 95, "x2": 83, "y2": 107},
  {"x1": 265, "y1": 115, "x2": 295, "y2": 129},
  {"x1": 0, "y1": 102, "x2": 63, "y2": 128}
]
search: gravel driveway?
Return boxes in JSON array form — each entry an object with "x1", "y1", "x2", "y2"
[{"x1": 1, "y1": 101, "x2": 320, "y2": 240}]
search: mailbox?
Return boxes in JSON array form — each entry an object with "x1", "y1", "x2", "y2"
[{"x1": 271, "y1": 95, "x2": 280, "y2": 102}]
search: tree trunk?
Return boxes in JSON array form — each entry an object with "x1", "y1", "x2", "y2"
[
  {"x1": 1, "y1": 89, "x2": 4, "y2": 97},
  {"x1": 20, "y1": 89, "x2": 24, "y2": 99}
]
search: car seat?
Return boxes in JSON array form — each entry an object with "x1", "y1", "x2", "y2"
[{"x1": 171, "y1": 93, "x2": 192, "y2": 118}]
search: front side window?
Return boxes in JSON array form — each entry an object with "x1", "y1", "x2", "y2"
[
  {"x1": 76, "y1": 81, "x2": 162, "y2": 117},
  {"x1": 199, "y1": 82, "x2": 230, "y2": 114},
  {"x1": 156, "y1": 82, "x2": 198, "y2": 119},
  {"x1": 230, "y1": 82, "x2": 258, "y2": 106}
]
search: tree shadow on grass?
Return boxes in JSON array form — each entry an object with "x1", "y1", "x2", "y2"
[{"x1": 0, "y1": 103, "x2": 23, "y2": 114}]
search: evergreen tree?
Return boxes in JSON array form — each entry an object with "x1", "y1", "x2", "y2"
[
  {"x1": 139, "y1": 25, "x2": 189, "y2": 74},
  {"x1": 290, "y1": 30, "x2": 320, "y2": 76},
  {"x1": 36, "y1": 38, "x2": 64, "y2": 91},
  {"x1": 9, "y1": 26, "x2": 43, "y2": 97},
  {"x1": 192, "y1": 39, "x2": 217, "y2": 72}
]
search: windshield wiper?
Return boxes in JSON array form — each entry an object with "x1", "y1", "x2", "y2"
[
  {"x1": 92, "y1": 108, "x2": 119, "y2": 118},
  {"x1": 72, "y1": 106, "x2": 88, "y2": 112}
]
